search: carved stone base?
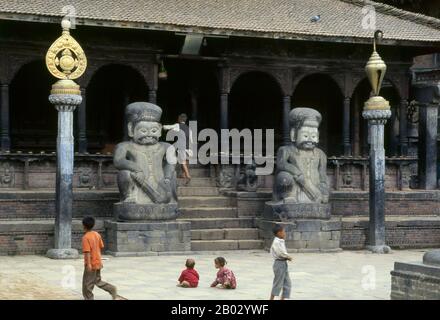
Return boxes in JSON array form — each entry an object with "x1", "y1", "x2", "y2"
[
  {"x1": 391, "y1": 259, "x2": 440, "y2": 299},
  {"x1": 366, "y1": 245, "x2": 392, "y2": 254},
  {"x1": 264, "y1": 201, "x2": 331, "y2": 221},
  {"x1": 105, "y1": 220, "x2": 191, "y2": 256},
  {"x1": 46, "y1": 248, "x2": 79, "y2": 260},
  {"x1": 114, "y1": 202, "x2": 179, "y2": 221},
  {"x1": 259, "y1": 219, "x2": 341, "y2": 252}
]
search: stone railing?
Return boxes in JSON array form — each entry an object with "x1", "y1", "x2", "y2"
[
  {"x1": 0, "y1": 152, "x2": 418, "y2": 191},
  {"x1": 213, "y1": 154, "x2": 418, "y2": 192}
]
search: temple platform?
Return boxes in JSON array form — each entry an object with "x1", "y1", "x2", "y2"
[{"x1": 0, "y1": 167, "x2": 438, "y2": 255}]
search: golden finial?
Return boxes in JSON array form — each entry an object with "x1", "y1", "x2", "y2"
[
  {"x1": 364, "y1": 30, "x2": 390, "y2": 111},
  {"x1": 46, "y1": 18, "x2": 87, "y2": 95}
]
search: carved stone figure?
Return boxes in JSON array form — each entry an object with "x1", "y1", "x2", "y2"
[
  {"x1": 113, "y1": 102, "x2": 178, "y2": 221},
  {"x1": 274, "y1": 108, "x2": 329, "y2": 203},
  {"x1": 236, "y1": 161, "x2": 258, "y2": 192},
  {"x1": 265, "y1": 108, "x2": 330, "y2": 220},
  {"x1": 262, "y1": 108, "x2": 339, "y2": 251}
]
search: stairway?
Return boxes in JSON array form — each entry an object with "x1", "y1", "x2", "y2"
[{"x1": 177, "y1": 165, "x2": 263, "y2": 251}]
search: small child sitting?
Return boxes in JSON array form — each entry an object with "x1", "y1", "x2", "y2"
[
  {"x1": 177, "y1": 259, "x2": 200, "y2": 288},
  {"x1": 210, "y1": 257, "x2": 237, "y2": 289}
]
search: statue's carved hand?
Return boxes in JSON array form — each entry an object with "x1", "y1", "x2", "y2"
[
  {"x1": 295, "y1": 174, "x2": 305, "y2": 186},
  {"x1": 131, "y1": 165, "x2": 143, "y2": 173},
  {"x1": 131, "y1": 171, "x2": 145, "y2": 183}
]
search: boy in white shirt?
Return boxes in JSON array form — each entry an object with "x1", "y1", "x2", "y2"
[{"x1": 270, "y1": 224, "x2": 293, "y2": 300}]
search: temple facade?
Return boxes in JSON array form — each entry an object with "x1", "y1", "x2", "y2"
[{"x1": 0, "y1": 0, "x2": 439, "y2": 254}]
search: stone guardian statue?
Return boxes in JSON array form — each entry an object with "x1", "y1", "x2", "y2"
[
  {"x1": 113, "y1": 102, "x2": 178, "y2": 221},
  {"x1": 265, "y1": 107, "x2": 330, "y2": 220}
]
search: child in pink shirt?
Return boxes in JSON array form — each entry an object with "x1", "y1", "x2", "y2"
[{"x1": 210, "y1": 257, "x2": 237, "y2": 289}]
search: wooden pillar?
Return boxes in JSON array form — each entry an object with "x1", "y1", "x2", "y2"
[
  {"x1": 0, "y1": 84, "x2": 11, "y2": 151},
  {"x1": 415, "y1": 85, "x2": 439, "y2": 190},
  {"x1": 78, "y1": 88, "x2": 87, "y2": 153},
  {"x1": 148, "y1": 60, "x2": 159, "y2": 105},
  {"x1": 343, "y1": 97, "x2": 351, "y2": 155},
  {"x1": 191, "y1": 90, "x2": 198, "y2": 121},
  {"x1": 220, "y1": 92, "x2": 229, "y2": 130},
  {"x1": 148, "y1": 89, "x2": 157, "y2": 105},
  {"x1": 389, "y1": 106, "x2": 399, "y2": 156},
  {"x1": 399, "y1": 99, "x2": 408, "y2": 156},
  {"x1": 353, "y1": 97, "x2": 361, "y2": 156},
  {"x1": 418, "y1": 102, "x2": 438, "y2": 190},
  {"x1": 123, "y1": 95, "x2": 130, "y2": 141},
  {"x1": 282, "y1": 95, "x2": 291, "y2": 145}
]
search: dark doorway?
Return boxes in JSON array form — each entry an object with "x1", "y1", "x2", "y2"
[
  {"x1": 157, "y1": 59, "x2": 219, "y2": 131},
  {"x1": 292, "y1": 74, "x2": 344, "y2": 156},
  {"x1": 86, "y1": 64, "x2": 148, "y2": 153},
  {"x1": 10, "y1": 60, "x2": 57, "y2": 151},
  {"x1": 229, "y1": 71, "x2": 283, "y2": 149}
]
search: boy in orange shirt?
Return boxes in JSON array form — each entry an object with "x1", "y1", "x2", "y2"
[{"x1": 82, "y1": 216, "x2": 119, "y2": 300}]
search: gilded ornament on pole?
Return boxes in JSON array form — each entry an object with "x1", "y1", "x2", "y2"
[
  {"x1": 364, "y1": 30, "x2": 390, "y2": 111},
  {"x1": 45, "y1": 19, "x2": 87, "y2": 95}
]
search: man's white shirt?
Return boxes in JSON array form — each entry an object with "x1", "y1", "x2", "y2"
[{"x1": 163, "y1": 122, "x2": 194, "y2": 145}]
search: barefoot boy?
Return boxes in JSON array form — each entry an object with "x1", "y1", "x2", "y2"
[
  {"x1": 270, "y1": 224, "x2": 293, "y2": 300},
  {"x1": 82, "y1": 216, "x2": 119, "y2": 300}
]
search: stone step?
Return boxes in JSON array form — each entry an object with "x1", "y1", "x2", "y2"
[
  {"x1": 178, "y1": 167, "x2": 211, "y2": 178},
  {"x1": 177, "y1": 187, "x2": 219, "y2": 197},
  {"x1": 177, "y1": 178, "x2": 216, "y2": 187},
  {"x1": 178, "y1": 196, "x2": 234, "y2": 208},
  {"x1": 191, "y1": 228, "x2": 259, "y2": 240},
  {"x1": 191, "y1": 240, "x2": 264, "y2": 251},
  {"x1": 178, "y1": 217, "x2": 256, "y2": 230},
  {"x1": 179, "y1": 207, "x2": 237, "y2": 219}
]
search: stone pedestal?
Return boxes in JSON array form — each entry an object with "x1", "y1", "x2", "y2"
[
  {"x1": 105, "y1": 220, "x2": 191, "y2": 256},
  {"x1": 114, "y1": 202, "x2": 179, "y2": 221},
  {"x1": 391, "y1": 250, "x2": 440, "y2": 300},
  {"x1": 264, "y1": 202, "x2": 331, "y2": 220},
  {"x1": 259, "y1": 218, "x2": 341, "y2": 252},
  {"x1": 47, "y1": 248, "x2": 80, "y2": 259},
  {"x1": 262, "y1": 201, "x2": 339, "y2": 251}
]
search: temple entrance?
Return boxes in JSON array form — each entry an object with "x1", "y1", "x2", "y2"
[
  {"x1": 10, "y1": 60, "x2": 56, "y2": 151},
  {"x1": 86, "y1": 64, "x2": 148, "y2": 153},
  {"x1": 351, "y1": 78, "x2": 400, "y2": 157},
  {"x1": 157, "y1": 59, "x2": 219, "y2": 131},
  {"x1": 292, "y1": 74, "x2": 343, "y2": 156},
  {"x1": 229, "y1": 71, "x2": 283, "y2": 149}
]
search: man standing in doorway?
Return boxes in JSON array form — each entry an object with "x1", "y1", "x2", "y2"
[{"x1": 164, "y1": 113, "x2": 193, "y2": 185}]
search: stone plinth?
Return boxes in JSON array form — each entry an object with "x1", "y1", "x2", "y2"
[
  {"x1": 391, "y1": 250, "x2": 440, "y2": 300},
  {"x1": 105, "y1": 220, "x2": 191, "y2": 257},
  {"x1": 46, "y1": 248, "x2": 79, "y2": 259},
  {"x1": 264, "y1": 201, "x2": 331, "y2": 220},
  {"x1": 114, "y1": 202, "x2": 179, "y2": 221},
  {"x1": 259, "y1": 219, "x2": 341, "y2": 252}
]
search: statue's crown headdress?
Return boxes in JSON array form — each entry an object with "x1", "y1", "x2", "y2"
[
  {"x1": 126, "y1": 102, "x2": 162, "y2": 124},
  {"x1": 289, "y1": 108, "x2": 322, "y2": 129}
]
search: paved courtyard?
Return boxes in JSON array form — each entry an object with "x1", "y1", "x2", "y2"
[{"x1": 0, "y1": 249, "x2": 428, "y2": 300}]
